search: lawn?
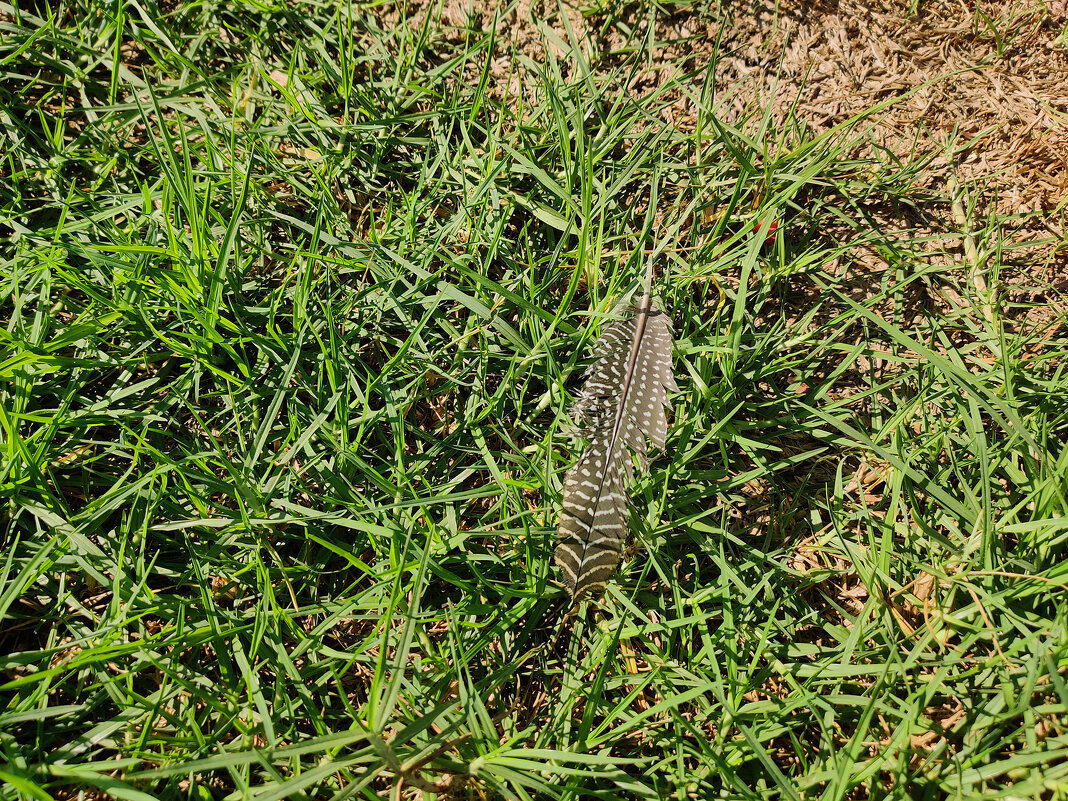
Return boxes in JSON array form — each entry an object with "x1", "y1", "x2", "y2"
[{"x1": 2, "y1": 0, "x2": 1067, "y2": 798}]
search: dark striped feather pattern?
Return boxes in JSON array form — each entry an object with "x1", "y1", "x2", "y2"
[{"x1": 555, "y1": 288, "x2": 677, "y2": 600}]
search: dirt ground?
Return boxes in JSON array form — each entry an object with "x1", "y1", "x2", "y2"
[
  {"x1": 713, "y1": 0, "x2": 1068, "y2": 214},
  {"x1": 435, "y1": 0, "x2": 1068, "y2": 284}
]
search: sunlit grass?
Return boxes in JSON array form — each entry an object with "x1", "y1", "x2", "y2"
[{"x1": 1, "y1": 0, "x2": 1066, "y2": 799}]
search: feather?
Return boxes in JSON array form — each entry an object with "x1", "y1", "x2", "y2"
[{"x1": 555, "y1": 258, "x2": 678, "y2": 600}]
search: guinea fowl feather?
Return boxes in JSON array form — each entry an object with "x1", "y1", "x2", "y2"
[{"x1": 555, "y1": 259, "x2": 677, "y2": 600}]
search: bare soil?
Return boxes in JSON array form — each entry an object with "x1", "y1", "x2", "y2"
[
  {"x1": 713, "y1": 0, "x2": 1068, "y2": 216},
  {"x1": 429, "y1": 0, "x2": 1068, "y2": 285}
]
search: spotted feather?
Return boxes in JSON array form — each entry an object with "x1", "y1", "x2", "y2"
[{"x1": 555, "y1": 259, "x2": 677, "y2": 600}]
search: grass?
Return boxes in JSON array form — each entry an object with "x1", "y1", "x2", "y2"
[{"x1": 1, "y1": 0, "x2": 1067, "y2": 798}]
